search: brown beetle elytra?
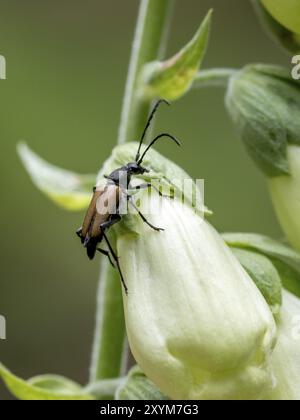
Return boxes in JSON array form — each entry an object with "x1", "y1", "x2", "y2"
[
  {"x1": 77, "y1": 100, "x2": 181, "y2": 293},
  {"x1": 78, "y1": 185, "x2": 120, "y2": 259}
]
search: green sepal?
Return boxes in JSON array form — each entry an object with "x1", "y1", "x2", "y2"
[
  {"x1": 226, "y1": 64, "x2": 300, "y2": 177},
  {"x1": 140, "y1": 10, "x2": 212, "y2": 101},
  {"x1": 116, "y1": 366, "x2": 168, "y2": 400},
  {"x1": 223, "y1": 232, "x2": 300, "y2": 299},
  {"x1": 0, "y1": 363, "x2": 94, "y2": 400},
  {"x1": 230, "y1": 247, "x2": 282, "y2": 316},
  {"x1": 17, "y1": 143, "x2": 96, "y2": 211}
]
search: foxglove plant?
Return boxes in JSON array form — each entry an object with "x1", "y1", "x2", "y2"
[
  {"x1": 2, "y1": 0, "x2": 300, "y2": 401},
  {"x1": 100, "y1": 144, "x2": 277, "y2": 400}
]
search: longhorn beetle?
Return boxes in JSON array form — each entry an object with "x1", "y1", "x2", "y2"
[{"x1": 76, "y1": 100, "x2": 180, "y2": 293}]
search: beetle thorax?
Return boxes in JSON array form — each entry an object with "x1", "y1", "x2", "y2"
[{"x1": 107, "y1": 162, "x2": 147, "y2": 188}]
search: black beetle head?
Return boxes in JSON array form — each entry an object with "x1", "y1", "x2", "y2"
[{"x1": 126, "y1": 162, "x2": 149, "y2": 175}]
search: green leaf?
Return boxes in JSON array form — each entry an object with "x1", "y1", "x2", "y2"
[
  {"x1": 116, "y1": 366, "x2": 168, "y2": 401},
  {"x1": 223, "y1": 232, "x2": 300, "y2": 298},
  {"x1": 17, "y1": 143, "x2": 95, "y2": 211},
  {"x1": 141, "y1": 9, "x2": 212, "y2": 101},
  {"x1": 0, "y1": 363, "x2": 94, "y2": 400},
  {"x1": 230, "y1": 247, "x2": 282, "y2": 315}
]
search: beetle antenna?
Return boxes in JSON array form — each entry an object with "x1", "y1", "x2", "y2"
[
  {"x1": 135, "y1": 99, "x2": 170, "y2": 162},
  {"x1": 137, "y1": 133, "x2": 181, "y2": 165}
]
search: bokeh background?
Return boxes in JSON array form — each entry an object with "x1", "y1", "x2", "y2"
[{"x1": 0, "y1": 0, "x2": 288, "y2": 399}]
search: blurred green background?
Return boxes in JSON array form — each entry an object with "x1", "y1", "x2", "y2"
[{"x1": 0, "y1": 0, "x2": 288, "y2": 399}]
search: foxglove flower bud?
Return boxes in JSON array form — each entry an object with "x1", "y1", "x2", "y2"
[
  {"x1": 266, "y1": 290, "x2": 300, "y2": 400},
  {"x1": 116, "y1": 192, "x2": 276, "y2": 400},
  {"x1": 252, "y1": 1, "x2": 300, "y2": 53},
  {"x1": 226, "y1": 64, "x2": 300, "y2": 251},
  {"x1": 268, "y1": 145, "x2": 300, "y2": 251}
]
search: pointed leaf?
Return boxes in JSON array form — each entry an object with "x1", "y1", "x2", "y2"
[
  {"x1": 17, "y1": 143, "x2": 95, "y2": 211},
  {"x1": 141, "y1": 10, "x2": 212, "y2": 101},
  {"x1": 0, "y1": 363, "x2": 94, "y2": 400}
]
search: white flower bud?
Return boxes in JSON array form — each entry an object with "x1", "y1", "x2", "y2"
[
  {"x1": 265, "y1": 290, "x2": 300, "y2": 400},
  {"x1": 117, "y1": 194, "x2": 277, "y2": 400},
  {"x1": 268, "y1": 145, "x2": 300, "y2": 252},
  {"x1": 226, "y1": 65, "x2": 300, "y2": 253}
]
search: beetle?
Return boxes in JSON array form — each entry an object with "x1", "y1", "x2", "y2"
[{"x1": 76, "y1": 100, "x2": 180, "y2": 293}]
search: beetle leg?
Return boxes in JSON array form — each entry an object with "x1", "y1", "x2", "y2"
[
  {"x1": 128, "y1": 200, "x2": 164, "y2": 232},
  {"x1": 102, "y1": 231, "x2": 128, "y2": 295},
  {"x1": 100, "y1": 214, "x2": 121, "y2": 231},
  {"x1": 97, "y1": 248, "x2": 115, "y2": 268}
]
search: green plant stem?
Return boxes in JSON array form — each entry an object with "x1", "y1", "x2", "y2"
[
  {"x1": 118, "y1": 0, "x2": 173, "y2": 145},
  {"x1": 193, "y1": 68, "x2": 237, "y2": 88},
  {"x1": 89, "y1": 0, "x2": 173, "y2": 386},
  {"x1": 90, "y1": 260, "x2": 126, "y2": 382}
]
